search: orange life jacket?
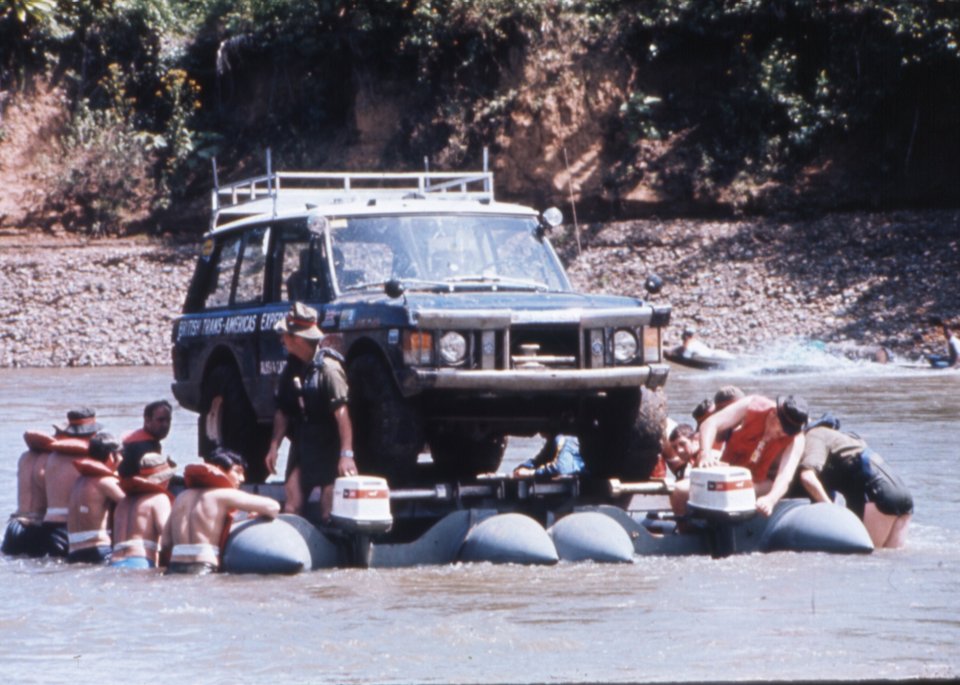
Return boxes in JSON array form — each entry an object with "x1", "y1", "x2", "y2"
[
  {"x1": 183, "y1": 463, "x2": 235, "y2": 489},
  {"x1": 73, "y1": 458, "x2": 117, "y2": 478},
  {"x1": 122, "y1": 428, "x2": 156, "y2": 445},
  {"x1": 50, "y1": 436, "x2": 92, "y2": 456},
  {"x1": 721, "y1": 398, "x2": 793, "y2": 481},
  {"x1": 23, "y1": 430, "x2": 55, "y2": 452},
  {"x1": 119, "y1": 476, "x2": 174, "y2": 501}
]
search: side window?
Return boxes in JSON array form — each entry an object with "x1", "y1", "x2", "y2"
[
  {"x1": 274, "y1": 222, "x2": 331, "y2": 302},
  {"x1": 204, "y1": 235, "x2": 241, "y2": 309},
  {"x1": 281, "y1": 240, "x2": 311, "y2": 301},
  {"x1": 234, "y1": 226, "x2": 268, "y2": 305}
]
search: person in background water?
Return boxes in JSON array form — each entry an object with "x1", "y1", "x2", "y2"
[
  {"x1": 671, "y1": 395, "x2": 809, "y2": 517},
  {"x1": 163, "y1": 447, "x2": 279, "y2": 575},
  {"x1": 2, "y1": 428, "x2": 53, "y2": 557},
  {"x1": 513, "y1": 434, "x2": 585, "y2": 479},
  {"x1": 795, "y1": 421, "x2": 912, "y2": 549},
  {"x1": 926, "y1": 323, "x2": 960, "y2": 368},
  {"x1": 67, "y1": 432, "x2": 125, "y2": 564},
  {"x1": 265, "y1": 302, "x2": 355, "y2": 521},
  {"x1": 41, "y1": 408, "x2": 104, "y2": 557},
  {"x1": 111, "y1": 452, "x2": 177, "y2": 569},
  {"x1": 119, "y1": 400, "x2": 173, "y2": 478}
]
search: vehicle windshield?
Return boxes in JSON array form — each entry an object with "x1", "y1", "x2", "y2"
[{"x1": 328, "y1": 214, "x2": 570, "y2": 293}]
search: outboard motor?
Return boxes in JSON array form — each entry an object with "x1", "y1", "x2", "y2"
[
  {"x1": 331, "y1": 476, "x2": 394, "y2": 534},
  {"x1": 688, "y1": 466, "x2": 756, "y2": 521},
  {"x1": 687, "y1": 466, "x2": 756, "y2": 557}
]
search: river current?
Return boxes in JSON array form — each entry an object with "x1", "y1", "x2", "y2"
[{"x1": 0, "y1": 357, "x2": 957, "y2": 684}]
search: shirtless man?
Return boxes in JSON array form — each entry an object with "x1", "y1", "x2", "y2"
[
  {"x1": 163, "y1": 448, "x2": 280, "y2": 574},
  {"x1": 2, "y1": 432, "x2": 52, "y2": 557},
  {"x1": 111, "y1": 452, "x2": 176, "y2": 569},
  {"x1": 67, "y1": 432, "x2": 125, "y2": 564},
  {"x1": 42, "y1": 408, "x2": 104, "y2": 557}
]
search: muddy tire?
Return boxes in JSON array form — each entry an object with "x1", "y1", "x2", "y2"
[
  {"x1": 427, "y1": 429, "x2": 507, "y2": 481},
  {"x1": 578, "y1": 386, "x2": 666, "y2": 481},
  {"x1": 347, "y1": 354, "x2": 424, "y2": 486},
  {"x1": 199, "y1": 365, "x2": 272, "y2": 483}
]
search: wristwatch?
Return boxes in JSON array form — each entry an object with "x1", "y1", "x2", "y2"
[{"x1": 341, "y1": 449, "x2": 355, "y2": 458}]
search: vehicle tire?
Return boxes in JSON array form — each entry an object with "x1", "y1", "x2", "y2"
[
  {"x1": 199, "y1": 365, "x2": 272, "y2": 483},
  {"x1": 427, "y1": 429, "x2": 507, "y2": 482},
  {"x1": 347, "y1": 354, "x2": 425, "y2": 486},
  {"x1": 578, "y1": 386, "x2": 666, "y2": 481}
]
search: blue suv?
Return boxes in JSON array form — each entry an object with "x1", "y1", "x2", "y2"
[{"x1": 172, "y1": 163, "x2": 671, "y2": 485}]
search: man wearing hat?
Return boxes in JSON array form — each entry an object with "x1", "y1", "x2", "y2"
[
  {"x1": 265, "y1": 302, "x2": 356, "y2": 521},
  {"x1": 41, "y1": 408, "x2": 105, "y2": 557},
  {"x1": 111, "y1": 452, "x2": 177, "y2": 569},
  {"x1": 671, "y1": 394, "x2": 810, "y2": 517}
]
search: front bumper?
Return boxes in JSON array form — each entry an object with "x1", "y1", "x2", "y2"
[{"x1": 409, "y1": 363, "x2": 670, "y2": 393}]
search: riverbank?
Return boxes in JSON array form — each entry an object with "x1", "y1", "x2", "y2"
[{"x1": 0, "y1": 209, "x2": 957, "y2": 368}]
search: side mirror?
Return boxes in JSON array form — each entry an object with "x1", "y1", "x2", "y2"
[
  {"x1": 538, "y1": 208, "x2": 563, "y2": 239},
  {"x1": 385, "y1": 279, "x2": 406, "y2": 299},
  {"x1": 644, "y1": 274, "x2": 663, "y2": 295}
]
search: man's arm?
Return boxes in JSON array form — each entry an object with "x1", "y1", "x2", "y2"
[
  {"x1": 98, "y1": 477, "x2": 126, "y2": 504},
  {"x1": 265, "y1": 409, "x2": 289, "y2": 475},
  {"x1": 799, "y1": 469, "x2": 832, "y2": 503},
  {"x1": 756, "y1": 433, "x2": 806, "y2": 516},
  {"x1": 333, "y1": 404, "x2": 357, "y2": 477},
  {"x1": 696, "y1": 396, "x2": 753, "y2": 467},
  {"x1": 223, "y1": 490, "x2": 281, "y2": 519}
]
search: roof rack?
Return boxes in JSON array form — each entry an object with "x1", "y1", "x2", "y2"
[{"x1": 211, "y1": 149, "x2": 495, "y2": 229}]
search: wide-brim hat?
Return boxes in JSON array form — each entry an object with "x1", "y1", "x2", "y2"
[
  {"x1": 139, "y1": 452, "x2": 177, "y2": 484},
  {"x1": 54, "y1": 407, "x2": 104, "y2": 437},
  {"x1": 274, "y1": 302, "x2": 323, "y2": 341},
  {"x1": 776, "y1": 395, "x2": 809, "y2": 436}
]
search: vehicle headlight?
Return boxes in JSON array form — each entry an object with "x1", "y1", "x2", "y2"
[
  {"x1": 439, "y1": 331, "x2": 468, "y2": 365},
  {"x1": 613, "y1": 329, "x2": 638, "y2": 363}
]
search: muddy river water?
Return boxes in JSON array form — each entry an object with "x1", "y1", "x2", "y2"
[{"x1": 0, "y1": 357, "x2": 957, "y2": 683}]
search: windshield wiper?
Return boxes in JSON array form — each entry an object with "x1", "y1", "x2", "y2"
[
  {"x1": 342, "y1": 278, "x2": 453, "y2": 293},
  {"x1": 444, "y1": 274, "x2": 549, "y2": 291}
]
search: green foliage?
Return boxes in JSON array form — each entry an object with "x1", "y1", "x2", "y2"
[
  {"x1": 52, "y1": 64, "x2": 154, "y2": 236},
  {"x1": 3, "y1": 0, "x2": 960, "y2": 231}
]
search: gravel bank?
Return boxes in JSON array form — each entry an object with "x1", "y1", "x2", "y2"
[{"x1": 1, "y1": 209, "x2": 957, "y2": 368}]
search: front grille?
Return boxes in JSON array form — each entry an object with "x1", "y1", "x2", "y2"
[{"x1": 509, "y1": 325, "x2": 580, "y2": 369}]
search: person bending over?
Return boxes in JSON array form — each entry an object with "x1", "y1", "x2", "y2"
[{"x1": 796, "y1": 424, "x2": 912, "y2": 549}]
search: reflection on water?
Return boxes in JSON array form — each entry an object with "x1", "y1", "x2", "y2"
[{"x1": 0, "y1": 363, "x2": 958, "y2": 683}]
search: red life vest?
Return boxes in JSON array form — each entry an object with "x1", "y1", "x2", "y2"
[
  {"x1": 73, "y1": 458, "x2": 117, "y2": 478},
  {"x1": 721, "y1": 397, "x2": 793, "y2": 481},
  {"x1": 50, "y1": 436, "x2": 92, "y2": 456},
  {"x1": 122, "y1": 428, "x2": 156, "y2": 445},
  {"x1": 23, "y1": 430, "x2": 55, "y2": 452},
  {"x1": 119, "y1": 476, "x2": 174, "y2": 500},
  {"x1": 183, "y1": 463, "x2": 235, "y2": 490}
]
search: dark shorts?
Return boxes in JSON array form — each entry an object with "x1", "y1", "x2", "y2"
[
  {"x1": 2, "y1": 518, "x2": 48, "y2": 558},
  {"x1": 292, "y1": 424, "x2": 339, "y2": 493},
  {"x1": 863, "y1": 451, "x2": 914, "y2": 516},
  {"x1": 166, "y1": 561, "x2": 218, "y2": 575},
  {"x1": 40, "y1": 522, "x2": 69, "y2": 558},
  {"x1": 67, "y1": 545, "x2": 112, "y2": 564}
]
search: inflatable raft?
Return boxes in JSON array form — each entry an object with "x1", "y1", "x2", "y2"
[{"x1": 221, "y1": 473, "x2": 873, "y2": 573}]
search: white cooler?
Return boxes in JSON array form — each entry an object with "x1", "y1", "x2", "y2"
[
  {"x1": 331, "y1": 476, "x2": 393, "y2": 533},
  {"x1": 688, "y1": 466, "x2": 756, "y2": 520}
]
